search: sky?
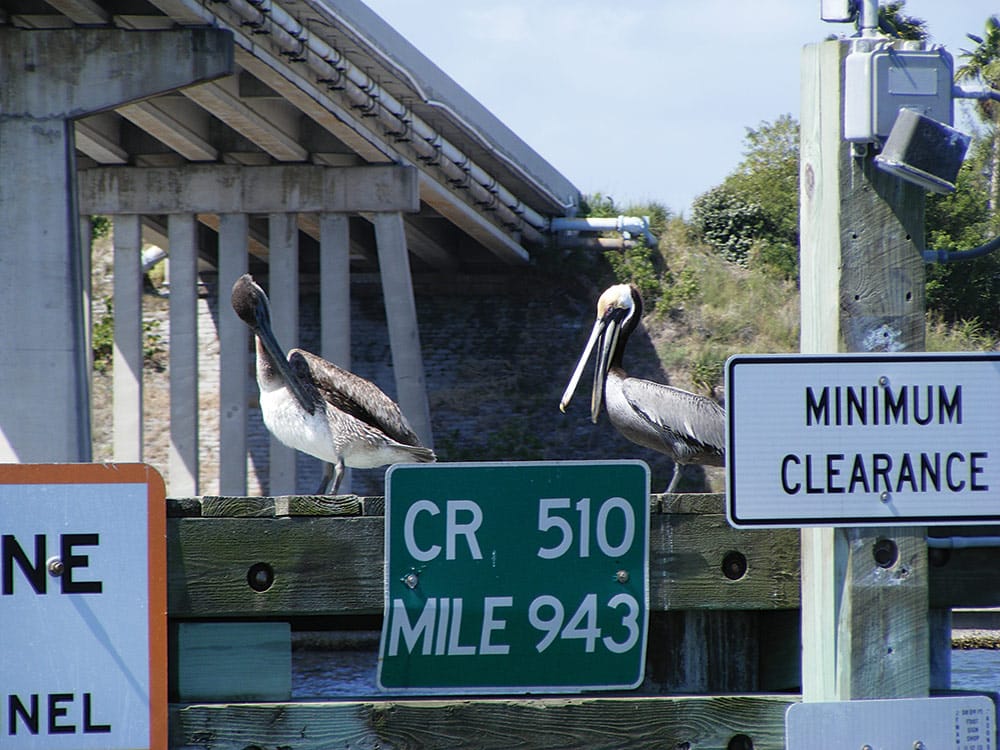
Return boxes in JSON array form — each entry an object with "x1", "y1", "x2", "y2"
[{"x1": 362, "y1": 0, "x2": 998, "y2": 216}]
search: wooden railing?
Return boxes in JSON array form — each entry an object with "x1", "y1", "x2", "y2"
[{"x1": 165, "y1": 492, "x2": 999, "y2": 749}]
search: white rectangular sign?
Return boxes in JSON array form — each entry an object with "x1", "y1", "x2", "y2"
[
  {"x1": 726, "y1": 353, "x2": 1000, "y2": 528},
  {"x1": 0, "y1": 464, "x2": 166, "y2": 750},
  {"x1": 786, "y1": 695, "x2": 995, "y2": 749}
]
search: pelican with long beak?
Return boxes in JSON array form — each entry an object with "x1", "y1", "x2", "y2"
[
  {"x1": 231, "y1": 273, "x2": 435, "y2": 494},
  {"x1": 560, "y1": 284, "x2": 724, "y2": 492}
]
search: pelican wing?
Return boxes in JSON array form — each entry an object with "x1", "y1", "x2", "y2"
[
  {"x1": 622, "y1": 377, "x2": 726, "y2": 463},
  {"x1": 289, "y1": 349, "x2": 423, "y2": 447}
]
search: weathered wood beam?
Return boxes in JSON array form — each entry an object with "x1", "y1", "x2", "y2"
[
  {"x1": 165, "y1": 494, "x2": 997, "y2": 619},
  {"x1": 164, "y1": 495, "x2": 801, "y2": 618},
  {"x1": 169, "y1": 695, "x2": 795, "y2": 750}
]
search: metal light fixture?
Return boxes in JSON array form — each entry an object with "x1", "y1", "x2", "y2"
[{"x1": 873, "y1": 107, "x2": 970, "y2": 193}]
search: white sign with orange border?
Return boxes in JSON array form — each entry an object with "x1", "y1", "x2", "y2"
[{"x1": 0, "y1": 464, "x2": 167, "y2": 750}]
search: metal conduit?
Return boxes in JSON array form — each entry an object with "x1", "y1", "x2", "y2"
[
  {"x1": 927, "y1": 536, "x2": 1000, "y2": 549},
  {"x1": 305, "y1": 0, "x2": 578, "y2": 216},
  {"x1": 217, "y1": 0, "x2": 553, "y2": 238},
  {"x1": 550, "y1": 215, "x2": 658, "y2": 247}
]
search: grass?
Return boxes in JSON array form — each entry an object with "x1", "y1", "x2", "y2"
[
  {"x1": 601, "y1": 215, "x2": 999, "y2": 399},
  {"x1": 926, "y1": 314, "x2": 997, "y2": 352},
  {"x1": 613, "y1": 221, "x2": 800, "y2": 396}
]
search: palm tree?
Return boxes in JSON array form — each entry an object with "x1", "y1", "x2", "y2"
[
  {"x1": 957, "y1": 16, "x2": 1000, "y2": 217},
  {"x1": 876, "y1": 1, "x2": 926, "y2": 41}
]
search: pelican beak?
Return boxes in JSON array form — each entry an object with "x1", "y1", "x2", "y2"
[
  {"x1": 591, "y1": 314, "x2": 621, "y2": 423},
  {"x1": 560, "y1": 318, "x2": 603, "y2": 415},
  {"x1": 254, "y1": 309, "x2": 315, "y2": 415}
]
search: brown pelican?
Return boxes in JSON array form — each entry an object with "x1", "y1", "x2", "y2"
[
  {"x1": 560, "y1": 283, "x2": 724, "y2": 493},
  {"x1": 231, "y1": 273, "x2": 435, "y2": 494}
]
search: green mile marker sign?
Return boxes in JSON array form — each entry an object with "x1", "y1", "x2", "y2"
[{"x1": 377, "y1": 460, "x2": 650, "y2": 694}]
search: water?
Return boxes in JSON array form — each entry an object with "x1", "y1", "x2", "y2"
[
  {"x1": 291, "y1": 645, "x2": 1000, "y2": 698},
  {"x1": 294, "y1": 647, "x2": 380, "y2": 697},
  {"x1": 952, "y1": 648, "x2": 1000, "y2": 693}
]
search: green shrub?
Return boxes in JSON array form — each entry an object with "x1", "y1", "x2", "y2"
[{"x1": 690, "y1": 187, "x2": 773, "y2": 267}]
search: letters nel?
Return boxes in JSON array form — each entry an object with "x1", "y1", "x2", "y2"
[{"x1": 6, "y1": 692, "x2": 111, "y2": 736}]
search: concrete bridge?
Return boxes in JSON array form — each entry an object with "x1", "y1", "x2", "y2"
[{"x1": 0, "y1": 0, "x2": 586, "y2": 495}]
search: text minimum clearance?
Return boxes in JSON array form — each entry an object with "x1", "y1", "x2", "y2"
[{"x1": 779, "y1": 450, "x2": 988, "y2": 495}]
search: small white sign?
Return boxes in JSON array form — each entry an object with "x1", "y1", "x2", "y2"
[
  {"x1": 786, "y1": 696, "x2": 995, "y2": 749},
  {"x1": 726, "y1": 353, "x2": 1000, "y2": 528},
  {"x1": 0, "y1": 464, "x2": 166, "y2": 750}
]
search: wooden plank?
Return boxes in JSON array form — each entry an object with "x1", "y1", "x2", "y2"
[
  {"x1": 167, "y1": 516, "x2": 386, "y2": 617},
  {"x1": 169, "y1": 695, "x2": 795, "y2": 750},
  {"x1": 199, "y1": 495, "x2": 363, "y2": 517},
  {"x1": 649, "y1": 510, "x2": 800, "y2": 611},
  {"x1": 165, "y1": 502, "x2": 800, "y2": 619},
  {"x1": 164, "y1": 494, "x2": 1000, "y2": 617},
  {"x1": 172, "y1": 622, "x2": 291, "y2": 702}
]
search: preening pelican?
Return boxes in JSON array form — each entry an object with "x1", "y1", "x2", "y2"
[
  {"x1": 231, "y1": 273, "x2": 435, "y2": 494},
  {"x1": 560, "y1": 283, "x2": 724, "y2": 492}
]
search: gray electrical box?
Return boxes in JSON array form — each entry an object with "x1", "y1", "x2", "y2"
[
  {"x1": 844, "y1": 42, "x2": 955, "y2": 143},
  {"x1": 820, "y1": 0, "x2": 856, "y2": 23}
]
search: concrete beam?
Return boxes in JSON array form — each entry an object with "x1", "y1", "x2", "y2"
[
  {"x1": 79, "y1": 165, "x2": 420, "y2": 215},
  {"x1": 319, "y1": 213, "x2": 352, "y2": 492},
  {"x1": 117, "y1": 100, "x2": 219, "y2": 162},
  {"x1": 267, "y1": 213, "x2": 300, "y2": 494},
  {"x1": 112, "y1": 215, "x2": 144, "y2": 462},
  {"x1": 418, "y1": 174, "x2": 529, "y2": 264},
  {"x1": 0, "y1": 27, "x2": 233, "y2": 462},
  {"x1": 218, "y1": 213, "x2": 250, "y2": 495},
  {"x1": 168, "y1": 214, "x2": 201, "y2": 497},
  {"x1": 42, "y1": 0, "x2": 110, "y2": 25},
  {"x1": 373, "y1": 212, "x2": 433, "y2": 448},
  {"x1": 182, "y1": 81, "x2": 307, "y2": 162},
  {"x1": 1, "y1": 27, "x2": 233, "y2": 117},
  {"x1": 75, "y1": 120, "x2": 129, "y2": 164}
]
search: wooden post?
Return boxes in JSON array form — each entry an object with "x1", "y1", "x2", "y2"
[{"x1": 799, "y1": 40, "x2": 929, "y2": 700}]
